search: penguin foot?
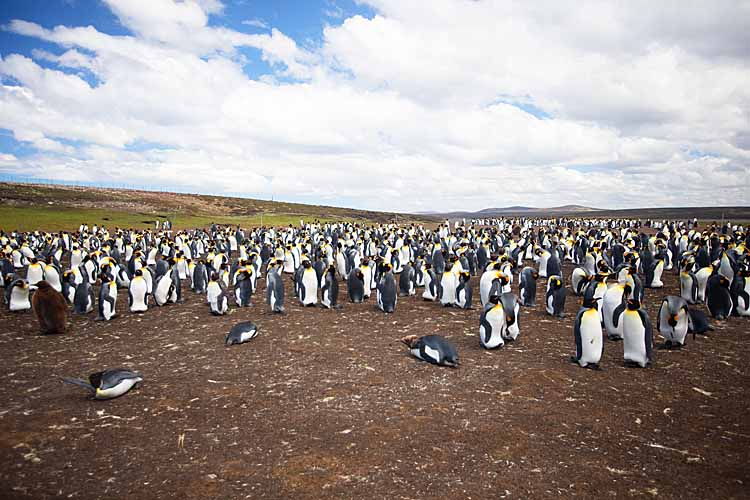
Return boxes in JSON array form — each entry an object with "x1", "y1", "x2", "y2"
[
  {"x1": 586, "y1": 363, "x2": 601, "y2": 371},
  {"x1": 657, "y1": 341, "x2": 673, "y2": 350},
  {"x1": 569, "y1": 356, "x2": 579, "y2": 365},
  {"x1": 607, "y1": 335, "x2": 623, "y2": 342}
]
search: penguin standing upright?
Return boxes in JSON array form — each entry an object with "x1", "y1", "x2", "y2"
[
  {"x1": 154, "y1": 265, "x2": 177, "y2": 307},
  {"x1": 602, "y1": 283, "x2": 630, "y2": 340},
  {"x1": 6, "y1": 279, "x2": 31, "y2": 312},
  {"x1": 679, "y1": 266, "x2": 699, "y2": 304},
  {"x1": 571, "y1": 296, "x2": 603, "y2": 369},
  {"x1": 518, "y1": 267, "x2": 539, "y2": 307},
  {"x1": 695, "y1": 265, "x2": 713, "y2": 302},
  {"x1": 43, "y1": 258, "x2": 62, "y2": 292},
  {"x1": 440, "y1": 261, "x2": 458, "y2": 307},
  {"x1": 347, "y1": 268, "x2": 365, "y2": 303},
  {"x1": 360, "y1": 260, "x2": 373, "y2": 299},
  {"x1": 571, "y1": 267, "x2": 591, "y2": 296},
  {"x1": 73, "y1": 280, "x2": 95, "y2": 314},
  {"x1": 234, "y1": 268, "x2": 254, "y2": 307},
  {"x1": 26, "y1": 257, "x2": 45, "y2": 289},
  {"x1": 732, "y1": 268, "x2": 750, "y2": 316},
  {"x1": 614, "y1": 298, "x2": 653, "y2": 368},
  {"x1": 500, "y1": 292, "x2": 520, "y2": 341},
  {"x1": 421, "y1": 265, "x2": 439, "y2": 301},
  {"x1": 62, "y1": 271, "x2": 77, "y2": 304},
  {"x1": 266, "y1": 261, "x2": 285, "y2": 313},
  {"x1": 645, "y1": 258, "x2": 665, "y2": 288},
  {"x1": 192, "y1": 260, "x2": 208, "y2": 293},
  {"x1": 479, "y1": 265, "x2": 508, "y2": 306},
  {"x1": 299, "y1": 260, "x2": 319, "y2": 306},
  {"x1": 96, "y1": 273, "x2": 118, "y2": 321},
  {"x1": 31, "y1": 281, "x2": 68, "y2": 334},
  {"x1": 321, "y1": 265, "x2": 340, "y2": 309},
  {"x1": 479, "y1": 292, "x2": 506, "y2": 349},
  {"x1": 705, "y1": 274, "x2": 733, "y2": 320},
  {"x1": 657, "y1": 296, "x2": 690, "y2": 348},
  {"x1": 398, "y1": 262, "x2": 416, "y2": 297},
  {"x1": 128, "y1": 269, "x2": 149, "y2": 313},
  {"x1": 207, "y1": 272, "x2": 228, "y2": 315},
  {"x1": 545, "y1": 276, "x2": 566, "y2": 318},
  {"x1": 454, "y1": 271, "x2": 473, "y2": 309},
  {"x1": 376, "y1": 263, "x2": 397, "y2": 313},
  {"x1": 209, "y1": 283, "x2": 230, "y2": 316}
]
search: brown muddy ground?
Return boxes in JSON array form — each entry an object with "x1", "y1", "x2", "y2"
[{"x1": 1, "y1": 260, "x2": 749, "y2": 499}]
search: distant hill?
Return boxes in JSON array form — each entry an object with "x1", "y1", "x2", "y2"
[{"x1": 434, "y1": 205, "x2": 750, "y2": 221}]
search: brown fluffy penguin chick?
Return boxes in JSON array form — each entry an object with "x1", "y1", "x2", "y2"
[{"x1": 32, "y1": 281, "x2": 68, "y2": 334}]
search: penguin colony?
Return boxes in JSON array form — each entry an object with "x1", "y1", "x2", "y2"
[{"x1": 2, "y1": 216, "x2": 749, "y2": 394}]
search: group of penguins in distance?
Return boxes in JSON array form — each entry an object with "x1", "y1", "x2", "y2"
[{"x1": 2, "y1": 216, "x2": 749, "y2": 399}]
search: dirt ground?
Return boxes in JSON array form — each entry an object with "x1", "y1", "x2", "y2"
[{"x1": 1, "y1": 258, "x2": 749, "y2": 499}]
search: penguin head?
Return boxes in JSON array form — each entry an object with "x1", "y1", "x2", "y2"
[
  {"x1": 626, "y1": 298, "x2": 641, "y2": 310},
  {"x1": 134, "y1": 269, "x2": 143, "y2": 278},
  {"x1": 582, "y1": 295, "x2": 600, "y2": 309},
  {"x1": 400, "y1": 335, "x2": 419, "y2": 348}
]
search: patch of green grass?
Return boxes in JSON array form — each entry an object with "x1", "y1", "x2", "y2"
[{"x1": 0, "y1": 205, "x2": 367, "y2": 232}]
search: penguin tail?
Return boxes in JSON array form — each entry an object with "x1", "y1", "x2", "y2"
[{"x1": 61, "y1": 377, "x2": 95, "y2": 393}]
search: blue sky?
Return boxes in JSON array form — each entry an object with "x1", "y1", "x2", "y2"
[{"x1": 0, "y1": 1, "x2": 747, "y2": 211}]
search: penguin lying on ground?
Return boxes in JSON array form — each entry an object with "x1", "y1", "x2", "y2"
[
  {"x1": 400, "y1": 334, "x2": 459, "y2": 368},
  {"x1": 225, "y1": 321, "x2": 259, "y2": 346},
  {"x1": 62, "y1": 369, "x2": 143, "y2": 400}
]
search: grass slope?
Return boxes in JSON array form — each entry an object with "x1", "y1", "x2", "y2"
[{"x1": 0, "y1": 183, "x2": 429, "y2": 231}]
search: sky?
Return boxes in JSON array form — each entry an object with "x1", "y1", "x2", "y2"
[{"x1": 0, "y1": 0, "x2": 749, "y2": 213}]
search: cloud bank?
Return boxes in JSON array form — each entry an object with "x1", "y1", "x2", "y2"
[{"x1": 1, "y1": 0, "x2": 748, "y2": 212}]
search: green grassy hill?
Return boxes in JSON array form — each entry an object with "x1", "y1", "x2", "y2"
[{"x1": 0, "y1": 183, "x2": 431, "y2": 231}]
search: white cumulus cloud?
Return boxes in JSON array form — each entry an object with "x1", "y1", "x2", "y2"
[{"x1": 0, "y1": 0, "x2": 748, "y2": 212}]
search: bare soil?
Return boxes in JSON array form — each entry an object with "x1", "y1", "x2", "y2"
[{"x1": 1, "y1": 261, "x2": 748, "y2": 499}]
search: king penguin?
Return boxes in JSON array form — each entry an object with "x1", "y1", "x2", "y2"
[
  {"x1": 321, "y1": 265, "x2": 340, "y2": 309},
  {"x1": 96, "y1": 273, "x2": 118, "y2": 321},
  {"x1": 7, "y1": 278, "x2": 31, "y2": 312},
  {"x1": 518, "y1": 267, "x2": 539, "y2": 307},
  {"x1": 657, "y1": 296, "x2": 690, "y2": 348},
  {"x1": 128, "y1": 269, "x2": 149, "y2": 313},
  {"x1": 376, "y1": 263, "x2": 398, "y2": 313},
  {"x1": 571, "y1": 295, "x2": 603, "y2": 369},
  {"x1": 400, "y1": 334, "x2": 459, "y2": 367},
  {"x1": 479, "y1": 291, "x2": 506, "y2": 349},
  {"x1": 545, "y1": 275, "x2": 566, "y2": 318},
  {"x1": 615, "y1": 298, "x2": 653, "y2": 368}
]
